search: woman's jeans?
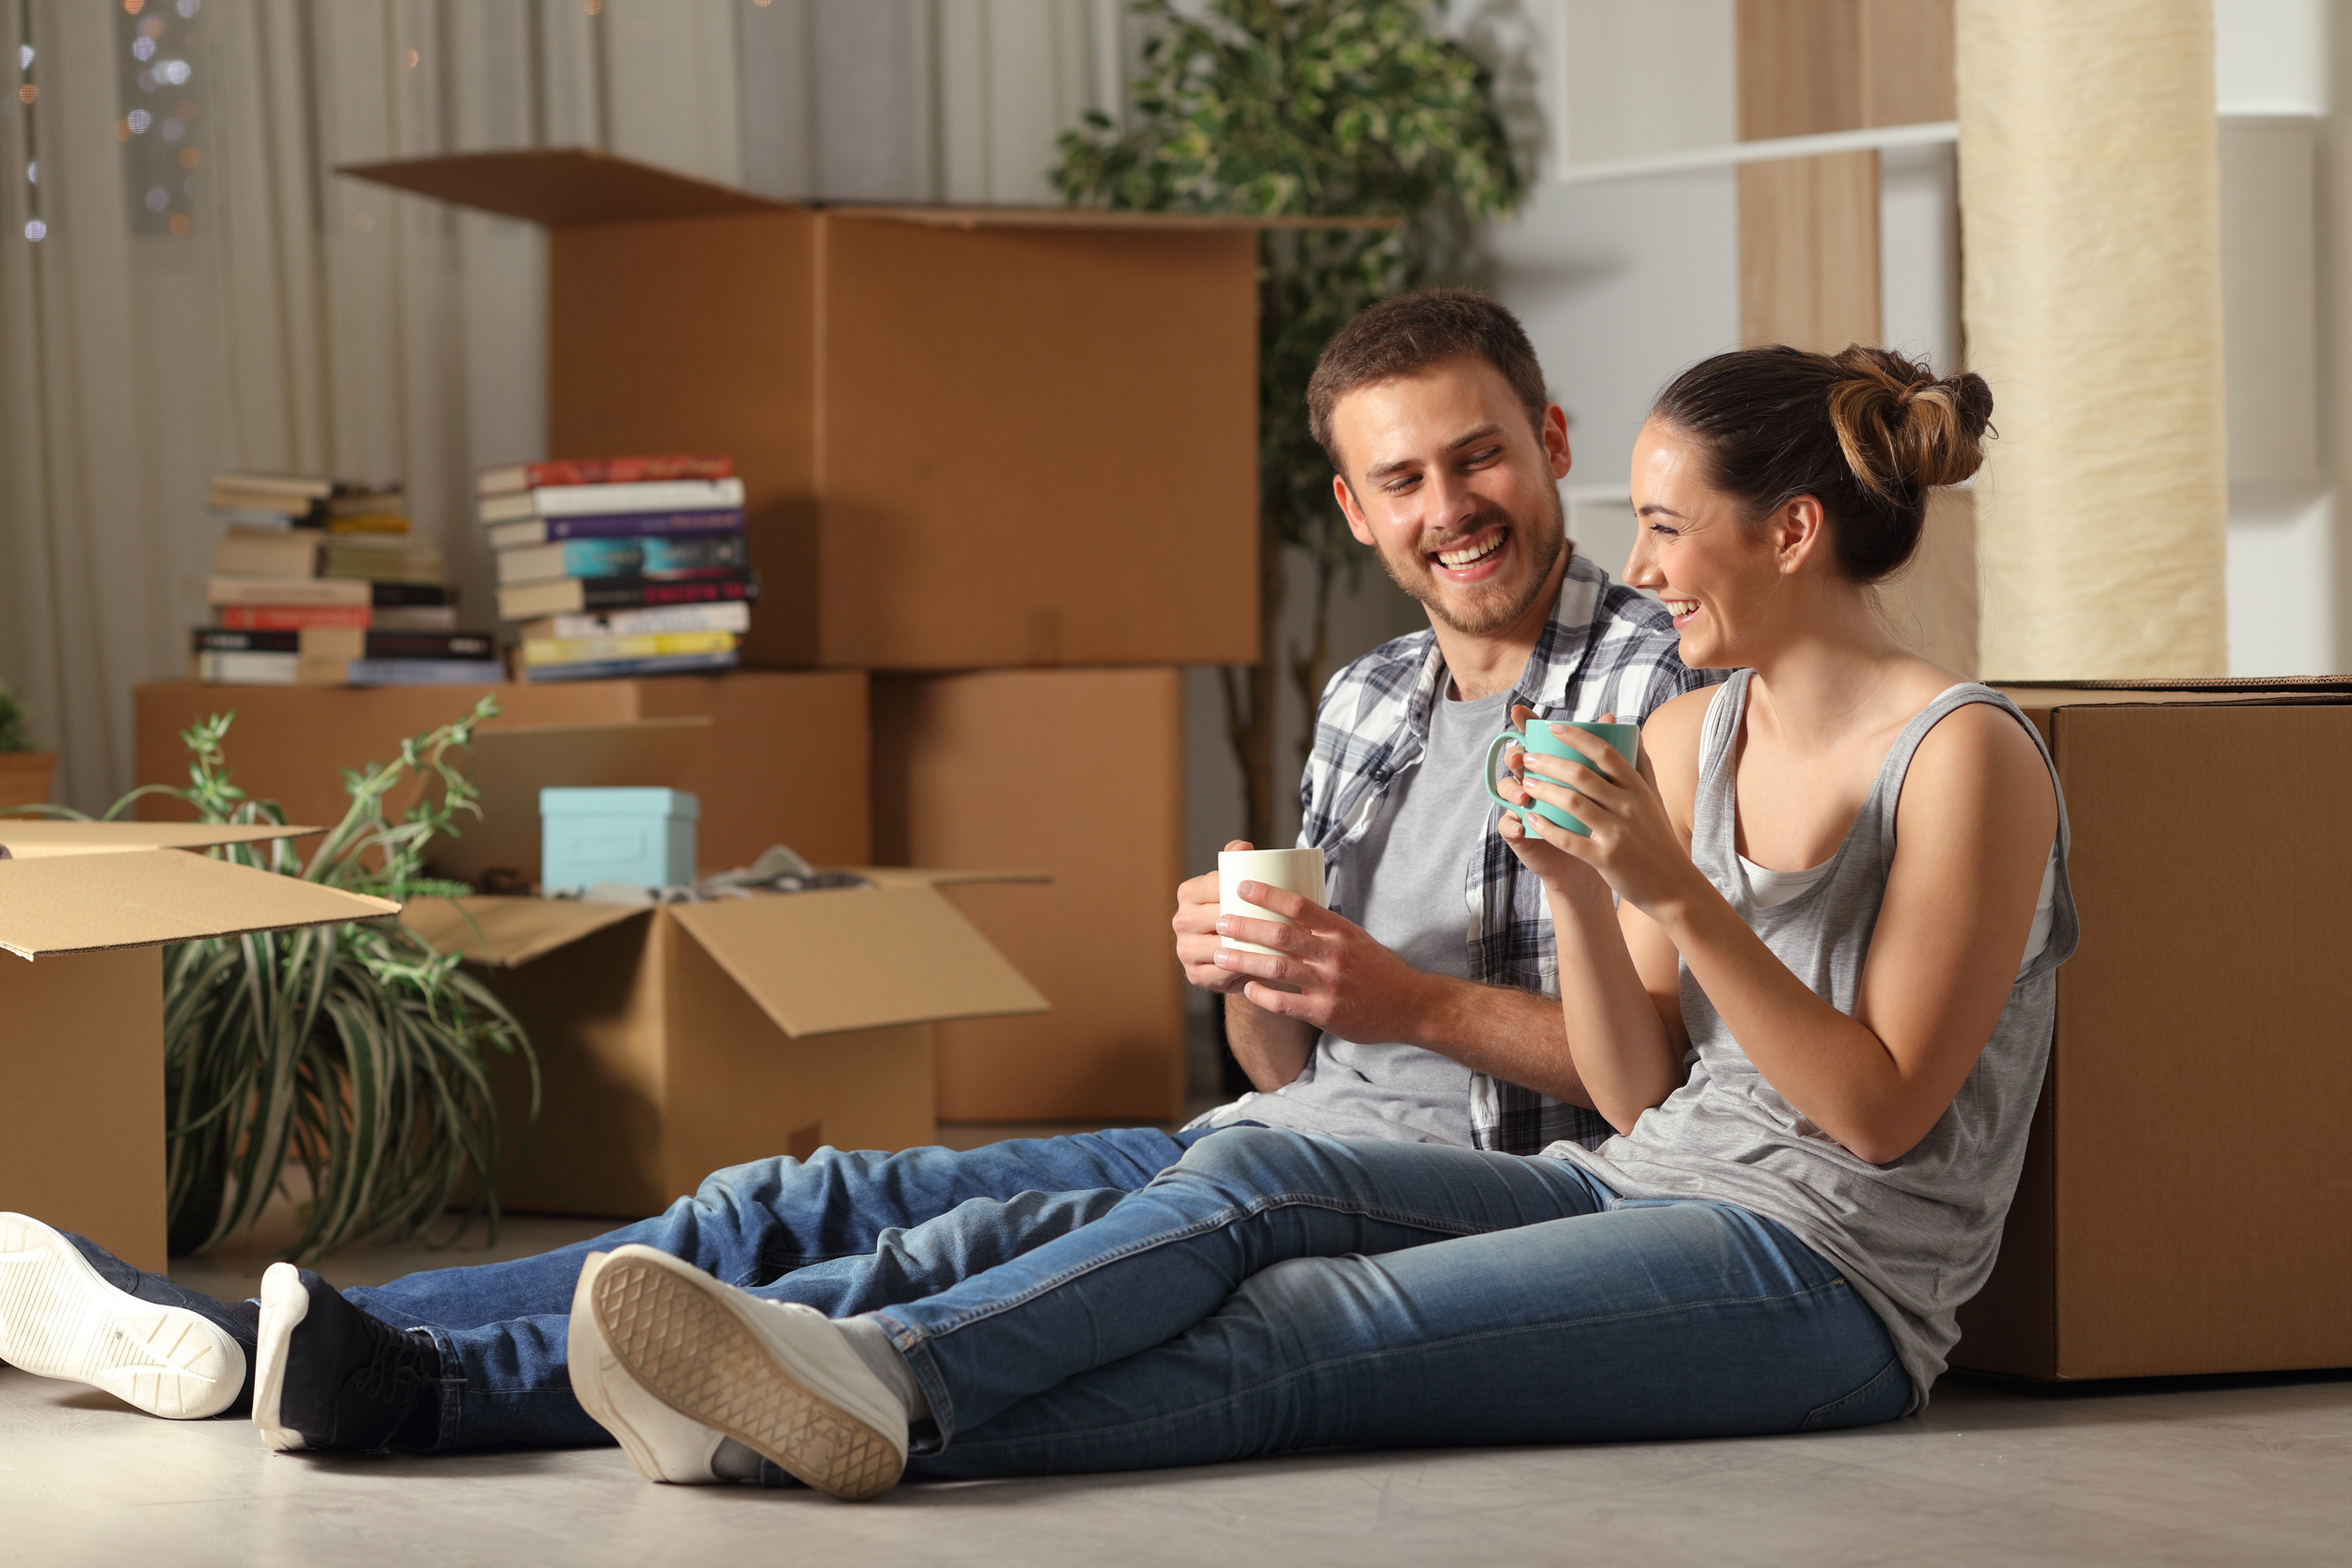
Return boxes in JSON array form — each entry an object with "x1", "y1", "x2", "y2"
[
  {"x1": 344, "y1": 1126, "x2": 1214, "y2": 1449},
  {"x1": 873, "y1": 1126, "x2": 1911, "y2": 1480}
]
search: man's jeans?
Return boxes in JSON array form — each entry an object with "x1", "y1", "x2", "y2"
[
  {"x1": 346, "y1": 1126, "x2": 1216, "y2": 1449},
  {"x1": 872, "y1": 1126, "x2": 1911, "y2": 1480}
]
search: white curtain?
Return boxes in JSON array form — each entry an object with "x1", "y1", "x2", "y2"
[{"x1": 0, "y1": 0, "x2": 1122, "y2": 812}]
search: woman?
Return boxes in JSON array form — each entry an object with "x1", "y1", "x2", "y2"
[{"x1": 549, "y1": 343, "x2": 2077, "y2": 1498}]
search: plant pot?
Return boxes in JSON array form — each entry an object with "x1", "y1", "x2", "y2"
[{"x1": 0, "y1": 751, "x2": 56, "y2": 812}]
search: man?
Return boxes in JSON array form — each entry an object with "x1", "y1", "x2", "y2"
[{"x1": 0, "y1": 290, "x2": 1705, "y2": 1474}]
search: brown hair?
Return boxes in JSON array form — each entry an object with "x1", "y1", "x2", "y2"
[
  {"x1": 1306, "y1": 289, "x2": 1550, "y2": 468},
  {"x1": 1651, "y1": 344, "x2": 1993, "y2": 583}
]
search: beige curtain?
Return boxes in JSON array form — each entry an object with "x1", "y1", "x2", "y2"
[{"x1": 0, "y1": 0, "x2": 740, "y2": 810}]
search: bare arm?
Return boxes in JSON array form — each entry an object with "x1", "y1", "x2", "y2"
[{"x1": 1510, "y1": 699, "x2": 2057, "y2": 1164}]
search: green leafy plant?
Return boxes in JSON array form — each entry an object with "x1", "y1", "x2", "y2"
[
  {"x1": 58, "y1": 697, "x2": 536, "y2": 1259},
  {"x1": 1056, "y1": 0, "x2": 1524, "y2": 844},
  {"x1": 0, "y1": 682, "x2": 35, "y2": 753}
]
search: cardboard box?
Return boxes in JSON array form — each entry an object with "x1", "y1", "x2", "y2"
[
  {"x1": 874, "y1": 668, "x2": 1186, "y2": 1121},
  {"x1": 339, "y1": 148, "x2": 1270, "y2": 671},
  {"x1": 1953, "y1": 678, "x2": 2352, "y2": 1379},
  {"x1": 0, "y1": 822, "x2": 399, "y2": 1270},
  {"x1": 134, "y1": 670, "x2": 871, "y2": 876},
  {"x1": 402, "y1": 869, "x2": 1049, "y2": 1217}
]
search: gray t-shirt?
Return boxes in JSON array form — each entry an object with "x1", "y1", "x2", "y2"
[
  {"x1": 1546, "y1": 675, "x2": 2079, "y2": 1410},
  {"x1": 1200, "y1": 685, "x2": 1510, "y2": 1145}
]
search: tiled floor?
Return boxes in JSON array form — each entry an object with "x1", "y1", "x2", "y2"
[{"x1": 3, "y1": 1214, "x2": 2347, "y2": 1564}]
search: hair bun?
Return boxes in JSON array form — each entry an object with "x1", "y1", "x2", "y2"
[{"x1": 1825, "y1": 346, "x2": 1994, "y2": 500}]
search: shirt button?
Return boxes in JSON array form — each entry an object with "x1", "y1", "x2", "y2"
[{"x1": 1371, "y1": 768, "x2": 1391, "y2": 783}]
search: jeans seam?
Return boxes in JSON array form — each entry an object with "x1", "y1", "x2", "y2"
[
  {"x1": 1798, "y1": 1351, "x2": 1905, "y2": 1432},
  {"x1": 418, "y1": 1325, "x2": 465, "y2": 1451},
  {"x1": 908, "y1": 1190, "x2": 1495, "y2": 1343},
  {"x1": 931, "y1": 1271, "x2": 1860, "y2": 1459}
]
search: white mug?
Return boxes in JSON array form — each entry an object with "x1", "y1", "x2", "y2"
[{"x1": 1218, "y1": 847, "x2": 1326, "y2": 957}]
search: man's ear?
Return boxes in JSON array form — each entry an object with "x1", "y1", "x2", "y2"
[
  {"x1": 1542, "y1": 403, "x2": 1572, "y2": 482},
  {"x1": 1334, "y1": 474, "x2": 1375, "y2": 546}
]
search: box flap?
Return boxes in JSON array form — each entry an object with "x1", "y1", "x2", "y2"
[
  {"x1": 434, "y1": 717, "x2": 709, "y2": 886},
  {"x1": 837, "y1": 206, "x2": 1401, "y2": 232},
  {"x1": 667, "y1": 883, "x2": 1048, "y2": 1037},
  {"x1": 338, "y1": 149, "x2": 796, "y2": 226},
  {"x1": 0, "y1": 820, "x2": 324, "y2": 858},
  {"x1": 0, "y1": 850, "x2": 399, "y2": 959},
  {"x1": 400, "y1": 895, "x2": 648, "y2": 967},
  {"x1": 339, "y1": 148, "x2": 1403, "y2": 234},
  {"x1": 846, "y1": 866, "x2": 1052, "y2": 890}
]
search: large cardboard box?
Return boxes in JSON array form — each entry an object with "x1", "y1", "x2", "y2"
[
  {"x1": 874, "y1": 668, "x2": 1186, "y2": 1121},
  {"x1": 340, "y1": 149, "x2": 1268, "y2": 671},
  {"x1": 402, "y1": 869, "x2": 1048, "y2": 1218},
  {"x1": 134, "y1": 671, "x2": 871, "y2": 875},
  {"x1": 1953, "y1": 678, "x2": 2352, "y2": 1379},
  {"x1": 0, "y1": 822, "x2": 399, "y2": 1270}
]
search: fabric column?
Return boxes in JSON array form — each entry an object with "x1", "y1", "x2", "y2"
[{"x1": 1957, "y1": 0, "x2": 2228, "y2": 678}]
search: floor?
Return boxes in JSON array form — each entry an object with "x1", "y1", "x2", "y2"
[{"x1": 3, "y1": 1211, "x2": 2347, "y2": 1565}]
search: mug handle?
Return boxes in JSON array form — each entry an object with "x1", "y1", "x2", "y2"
[{"x1": 1483, "y1": 730, "x2": 1527, "y2": 812}]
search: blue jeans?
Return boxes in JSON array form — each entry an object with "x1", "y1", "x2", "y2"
[
  {"x1": 345, "y1": 1126, "x2": 1216, "y2": 1449},
  {"x1": 870, "y1": 1126, "x2": 1910, "y2": 1479}
]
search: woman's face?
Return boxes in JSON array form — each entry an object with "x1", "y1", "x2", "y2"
[{"x1": 1620, "y1": 419, "x2": 1790, "y2": 671}]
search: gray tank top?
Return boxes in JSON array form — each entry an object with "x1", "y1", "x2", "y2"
[{"x1": 1546, "y1": 672, "x2": 2079, "y2": 1408}]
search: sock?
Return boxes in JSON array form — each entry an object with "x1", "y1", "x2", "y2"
[
  {"x1": 710, "y1": 1438, "x2": 765, "y2": 1481},
  {"x1": 836, "y1": 1313, "x2": 931, "y2": 1426}
]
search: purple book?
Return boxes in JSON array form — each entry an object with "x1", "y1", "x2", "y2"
[{"x1": 484, "y1": 509, "x2": 745, "y2": 550}]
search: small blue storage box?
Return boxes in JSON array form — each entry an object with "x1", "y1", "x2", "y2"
[{"x1": 539, "y1": 787, "x2": 698, "y2": 893}]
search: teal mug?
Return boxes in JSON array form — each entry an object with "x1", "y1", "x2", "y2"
[{"x1": 1484, "y1": 719, "x2": 1641, "y2": 837}]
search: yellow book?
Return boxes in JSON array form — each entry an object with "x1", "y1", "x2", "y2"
[{"x1": 521, "y1": 630, "x2": 739, "y2": 666}]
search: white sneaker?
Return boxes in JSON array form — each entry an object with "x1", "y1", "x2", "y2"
[
  {"x1": 566, "y1": 1252, "x2": 733, "y2": 1483},
  {"x1": 0, "y1": 1212, "x2": 246, "y2": 1419},
  {"x1": 576, "y1": 1245, "x2": 909, "y2": 1501}
]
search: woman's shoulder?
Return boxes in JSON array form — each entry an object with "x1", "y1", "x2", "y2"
[{"x1": 1899, "y1": 682, "x2": 2056, "y2": 836}]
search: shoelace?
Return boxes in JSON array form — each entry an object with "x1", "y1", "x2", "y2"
[{"x1": 349, "y1": 1317, "x2": 439, "y2": 1406}]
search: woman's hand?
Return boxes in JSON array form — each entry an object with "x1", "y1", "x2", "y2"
[{"x1": 1510, "y1": 715, "x2": 1707, "y2": 918}]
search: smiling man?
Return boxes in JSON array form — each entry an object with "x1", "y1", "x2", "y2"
[{"x1": 1181, "y1": 288, "x2": 1715, "y2": 1153}]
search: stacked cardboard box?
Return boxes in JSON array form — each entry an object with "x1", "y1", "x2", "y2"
[
  {"x1": 332, "y1": 150, "x2": 1278, "y2": 1124},
  {"x1": 1952, "y1": 678, "x2": 2352, "y2": 1380}
]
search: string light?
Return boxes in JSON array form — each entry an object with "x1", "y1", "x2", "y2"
[{"x1": 24, "y1": 219, "x2": 44, "y2": 241}]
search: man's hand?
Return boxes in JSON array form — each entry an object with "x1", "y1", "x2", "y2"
[
  {"x1": 1212, "y1": 882, "x2": 1437, "y2": 1045},
  {"x1": 1174, "y1": 839, "x2": 1257, "y2": 995}
]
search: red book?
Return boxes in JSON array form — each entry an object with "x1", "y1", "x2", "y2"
[
  {"x1": 476, "y1": 454, "x2": 734, "y2": 496},
  {"x1": 215, "y1": 603, "x2": 372, "y2": 631}
]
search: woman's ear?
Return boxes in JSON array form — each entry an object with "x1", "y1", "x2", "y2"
[{"x1": 1772, "y1": 494, "x2": 1830, "y2": 575}]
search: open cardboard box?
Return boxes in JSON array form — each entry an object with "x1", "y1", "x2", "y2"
[
  {"x1": 334, "y1": 149, "x2": 1392, "y2": 670},
  {"x1": 0, "y1": 822, "x2": 398, "y2": 1270},
  {"x1": 401, "y1": 867, "x2": 1049, "y2": 1217},
  {"x1": 1953, "y1": 676, "x2": 2352, "y2": 1380}
]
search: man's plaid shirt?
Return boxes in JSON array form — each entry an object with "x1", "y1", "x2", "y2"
[{"x1": 1298, "y1": 551, "x2": 1717, "y2": 1155}]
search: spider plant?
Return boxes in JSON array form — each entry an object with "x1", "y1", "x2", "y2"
[{"x1": 57, "y1": 696, "x2": 537, "y2": 1259}]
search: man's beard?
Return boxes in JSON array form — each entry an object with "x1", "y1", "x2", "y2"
[{"x1": 1374, "y1": 487, "x2": 1569, "y2": 637}]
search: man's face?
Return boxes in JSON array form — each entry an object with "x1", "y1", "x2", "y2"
[{"x1": 1327, "y1": 356, "x2": 1571, "y2": 639}]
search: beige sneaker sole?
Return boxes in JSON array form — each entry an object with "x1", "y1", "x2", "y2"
[{"x1": 589, "y1": 1252, "x2": 905, "y2": 1501}]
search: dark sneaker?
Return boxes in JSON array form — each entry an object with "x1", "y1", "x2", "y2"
[
  {"x1": 0, "y1": 1212, "x2": 255, "y2": 1419},
  {"x1": 251, "y1": 1261, "x2": 445, "y2": 1453}
]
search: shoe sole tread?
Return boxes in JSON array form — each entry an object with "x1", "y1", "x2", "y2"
[
  {"x1": 0, "y1": 1212, "x2": 243, "y2": 1420},
  {"x1": 592, "y1": 1256, "x2": 903, "y2": 1501}
]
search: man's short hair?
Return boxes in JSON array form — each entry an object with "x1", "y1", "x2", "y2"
[{"x1": 1305, "y1": 288, "x2": 1550, "y2": 470}]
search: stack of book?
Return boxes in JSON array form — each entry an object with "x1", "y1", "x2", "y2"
[
  {"x1": 481, "y1": 455, "x2": 755, "y2": 681},
  {"x1": 197, "y1": 471, "x2": 493, "y2": 687}
]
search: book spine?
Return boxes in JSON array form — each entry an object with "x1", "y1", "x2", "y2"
[
  {"x1": 486, "y1": 510, "x2": 747, "y2": 548},
  {"x1": 521, "y1": 630, "x2": 738, "y2": 666},
  {"x1": 486, "y1": 477, "x2": 746, "y2": 522},
  {"x1": 370, "y1": 582, "x2": 458, "y2": 608},
  {"x1": 482, "y1": 454, "x2": 734, "y2": 493},
  {"x1": 343, "y1": 658, "x2": 507, "y2": 687},
  {"x1": 529, "y1": 601, "x2": 753, "y2": 640},
  {"x1": 197, "y1": 651, "x2": 348, "y2": 686},
  {"x1": 215, "y1": 604, "x2": 372, "y2": 631},
  {"x1": 507, "y1": 534, "x2": 748, "y2": 583},
  {"x1": 208, "y1": 576, "x2": 372, "y2": 608},
  {"x1": 365, "y1": 633, "x2": 498, "y2": 660},
  {"x1": 521, "y1": 650, "x2": 741, "y2": 683},
  {"x1": 499, "y1": 573, "x2": 757, "y2": 620}
]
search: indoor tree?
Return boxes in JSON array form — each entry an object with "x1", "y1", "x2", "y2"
[{"x1": 1055, "y1": 0, "x2": 1524, "y2": 846}]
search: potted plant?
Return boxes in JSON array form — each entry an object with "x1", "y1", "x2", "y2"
[
  {"x1": 0, "y1": 681, "x2": 56, "y2": 811},
  {"x1": 57, "y1": 697, "x2": 537, "y2": 1259},
  {"x1": 1056, "y1": 0, "x2": 1525, "y2": 847}
]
